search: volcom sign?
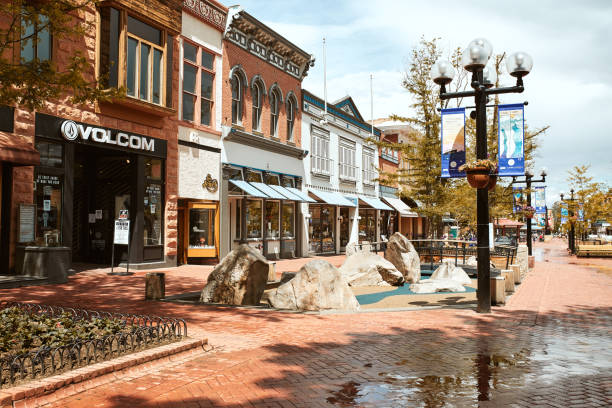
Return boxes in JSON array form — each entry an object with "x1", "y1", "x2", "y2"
[{"x1": 60, "y1": 120, "x2": 155, "y2": 152}]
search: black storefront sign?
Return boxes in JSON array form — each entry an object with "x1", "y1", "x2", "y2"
[{"x1": 35, "y1": 113, "x2": 167, "y2": 158}]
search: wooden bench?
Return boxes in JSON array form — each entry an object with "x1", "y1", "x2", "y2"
[{"x1": 576, "y1": 244, "x2": 612, "y2": 258}]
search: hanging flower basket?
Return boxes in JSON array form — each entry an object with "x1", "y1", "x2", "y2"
[
  {"x1": 460, "y1": 160, "x2": 498, "y2": 189},
  {"x1": 522, "y1": 206, "x2": 536, "y2": 219},
  {"x1": 569, "y1": 215, "x2": 578, "y2": 224}
]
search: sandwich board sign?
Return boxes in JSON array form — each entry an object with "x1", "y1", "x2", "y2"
[{"x1": 110, "y1": 219, "x2": 131, "y2": 275}]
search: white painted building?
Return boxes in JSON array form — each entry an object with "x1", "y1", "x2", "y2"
[{"x1": 300, "y1": 90, "x2": 393, "y2": 255}]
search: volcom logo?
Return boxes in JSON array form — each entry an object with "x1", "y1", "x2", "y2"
[
  {"x1": 60, "y1": 120, "x2": 79, "y2": 141},
  {"x1": 59, "y1": 120, "x2": 155, "y2": 152}
]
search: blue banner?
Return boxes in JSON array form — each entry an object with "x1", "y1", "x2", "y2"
[
  {"x1": 578, "y1": 203, "x2": 584, "y2": 221},
  {"x1": 498, "y1": 104, "x2": 525, "y2": 176},
  {"x1": 512, "y1": 187, "x2": 524, "y2": 213},
  {"x1": 440, "y1": 108, "x2": 466, "y2": 178},
  {"x1": 535, "y1": 186, "x2": 546, "y2": 214}
]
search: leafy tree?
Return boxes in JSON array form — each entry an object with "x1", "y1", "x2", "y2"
[
  {"x1": 566, "y1": 165, "x2": 611, "y2": 236},
  {"x1": 0, "y1": 0, "x2": 121, "y2": 111}
]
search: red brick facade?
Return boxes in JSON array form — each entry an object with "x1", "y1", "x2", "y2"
[{"x1": 1, "y1": 1, "x2": 181, "y2": 270}]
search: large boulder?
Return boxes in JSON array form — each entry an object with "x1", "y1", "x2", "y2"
[
  {"x1": 339, "y1": 252, "x2": 404, "y2": 287},
  {"x1": 410, "y1": 279, "x2": 466, "y2": 294},
  {"x1": 345, "y1": 241, "x2": 359, "y2": 257},
  {"x1": 430, "y1": 260, "x2": 472, "y2": 285},
  {"x1": 384, "y1": 232, "x2": 421, "y2": 283},
  {"x1": 268, "y1": 260, "x2": 360, "y2": 311},
  {"x1": 200, "y1": 244, "x2": 269, "y2": 305}
]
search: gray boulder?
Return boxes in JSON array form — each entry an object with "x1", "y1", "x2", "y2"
[
  {"x1": 339, "y1": 252, "x2": 404, "y2": 287},
  {"x1": 431, "y1": 260, "x2": 472, "y2": 285},
  {"x1": 410, "y1": 278, "x2": 466, "y2": 294},
  {"x1": 268, "y1": 260, "x2": 360, "y2": 311},
  {"x1": 200, "y1": 244, "x2": 269, "y2": 305},
  {"x1": 384, "y1": 232, "x2": 421, "y2": 283}
]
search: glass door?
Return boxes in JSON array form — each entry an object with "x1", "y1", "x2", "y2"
[{"x1": 186, "y1": 202, "x2": 218, "y2": 258}]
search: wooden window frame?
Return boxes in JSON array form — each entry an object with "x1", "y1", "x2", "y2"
[{"x1": 180, "y1": 38, "x2": 216, "y2": 127}]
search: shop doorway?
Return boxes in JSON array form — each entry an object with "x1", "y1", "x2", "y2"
[{"x1": 72, "y1": 145, "x2": 135, "y2": 265}]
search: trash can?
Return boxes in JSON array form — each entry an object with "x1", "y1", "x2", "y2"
[{"x1": 145, "y1": 272, "x2": 165, "y2": 300}]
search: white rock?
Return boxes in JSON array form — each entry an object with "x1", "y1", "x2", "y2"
[
  {"x1": 409, "y1": 278, "x2": 467, "y2": 294},
  {"x1": 431, "y1": 260, "x2": 472, "y2": 285},
  {"x1": 466, "y1": 256, "x2": 496, "y2": 269},
  {"x1": 384, "y1": 232, "x2": 421, "y2": 283},
  {"x1": 339, "y1": 252, "x2": 404, "y2": 287},
  {"x1": 268, "y1": 260, "x2": 360, "y2": 311}
]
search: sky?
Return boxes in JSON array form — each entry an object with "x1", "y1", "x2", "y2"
[{"x1": 228, "y1": 0, "x2": 612, "y2": 206}]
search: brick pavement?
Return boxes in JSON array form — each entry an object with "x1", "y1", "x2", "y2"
[{"x1": 1, "y1": 239, "x2": 611, "y2": 407}]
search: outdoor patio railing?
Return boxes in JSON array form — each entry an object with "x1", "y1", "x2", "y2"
[
  {"x1": 410, "y1": 239, "x2": 517, "y2": 271},
  {"x1": 0, "y1": 302, "x2": 187, "y2": 388}
]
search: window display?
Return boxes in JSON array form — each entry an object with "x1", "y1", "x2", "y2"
[
  {"x1": 282, "y1": 202, "x2": 294, "y2": 238},
  {"x1": 144, "y1": 182, "x2": 162, "y2": 245},
  {"x1": 246, "y1": 199, "x2": 262, "y2": 238},
  {"x1": 189, "y1": 208, "x2": 214, "y2": 248},
  {"x1": 265, "y1": 201, "x2": 280, "y2": 239},
  {"x1": 35, "y1": 173, "x2": 62, "y2": 246},
  {"x1": 309, "y1": 205, "x2": 335, "y2": 253},
  {"x1": 359, "y1": 209, "x2": 376, "y2": 243}
]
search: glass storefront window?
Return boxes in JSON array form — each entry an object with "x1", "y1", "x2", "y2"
[
  {"x1": 189, "y1": 208, "x2": 215, "y2": 248},
  {"x1": 144, "y1": 182, "x2": 162, "y2": 245},
  {"x1": 265, "y1": 173, "x2": 279, "y2": 185},
  {"x1": 359, "y1": 209, "x2": 376, "y2": 243},
  {"x1": 281, "y1": 176, "x2": 294, "y2": 188},
  {"x1": 35, "y1": 141, "x2": 63, "y2": 168},
  {"x1": 282, "y1": 202, "x2": 294, "y2": 238},
  {"x1": 35, "y1": 173, "x2": 62, "y2": 246},
  {"x1": 265, "y1": 201, "x2": 279, "y2": 239},
  {"x1": 245, "y1": 170, "x2": 262, "y2": 183},
  {"x1": 246, "y1": 199, "x2": 262, "y2": 238},
  {"x1": 309, "y1": 205, "x2": 335, "y2": 253},
  {"x1": 340, "y1": 207, "x2": 350, "y2": 247},
  {"x1": 145, "y1": 158, "x2": 162, "y2": 180}
]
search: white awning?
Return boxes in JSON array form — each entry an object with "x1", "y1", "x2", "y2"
[
  {"x1": 228, "y1": 180, "x2": 268, "y2": 198},
  {"x1": 285, "y1": 187, "x2": 317, "y2": 203},
  {"x1": 268, "y1": 184, "x2": 308, "y2": 201},
  {"x1": 382, "y1": 197, "x2": 418, "y2": 217},
  {"x1": 359, "y1": 195, "x2": 393, "y2": 211},
  {"x1": 309, "y1": 189, "x2": 357, "y2": 207},
  {"x1": 250, "y1": 182, "x2": 286, "y2": 200}
]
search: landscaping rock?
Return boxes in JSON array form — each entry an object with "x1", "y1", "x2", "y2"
[
  {"x1": 384, "y1": 232, "x2": 421, "y2": 283},
  {"x1": 466, "y1": 256, "x2": 495, "y2": 269},
  {"x1": 268, "y1": 260, "x2": 359, "y2": 311},
  {"x1": 409, "y1": 279, "x2": 467, "y2": 294},
  {"x1": 339, "y1": 252, "x2": 404, "y2": 287},
  {"x1": 345, "y1": 241, "x2": 360, "y2": 257},
  {"x1": 200, "y1": 244, "x2": 269, "y2": 305},
  {"x1": 430, "y1": 260, "x2": 472, "y2": 285}
]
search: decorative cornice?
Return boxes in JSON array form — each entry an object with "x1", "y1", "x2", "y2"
[
  {"x1": 225, "y1": 128, "x2": 307, "y2": 159},
  {"x1": 183, "y1": 0, "x2": 227, "y2": 31}
]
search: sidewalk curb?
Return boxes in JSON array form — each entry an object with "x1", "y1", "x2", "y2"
[{"x1": 1, "y1": 336, "x2": 209, "y2": 408}]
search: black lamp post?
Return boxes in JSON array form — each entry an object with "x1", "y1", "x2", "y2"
[
  {"x1": 511, "y1": 168, "x2": 547, "y2": 256},
  {"x1": 431, "y1": 39, "x2": 533, "y2": 313},
  {"x1": 560, "y1": 189, "x2": 577, "y2": 254}
]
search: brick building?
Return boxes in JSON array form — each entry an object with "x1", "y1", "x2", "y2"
[
  {"x1": 218, "y1": 7, "x2": 314, "y2": 259},
  {"x1": 0, "y1": 0, "x2": 182, "y2": 276}
]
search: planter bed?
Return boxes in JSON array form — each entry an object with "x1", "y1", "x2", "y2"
[{"x1": 0, "y1": 302, "x2": 187, "y2": 388}]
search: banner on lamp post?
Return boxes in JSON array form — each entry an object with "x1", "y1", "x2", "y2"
[
  {"x1": 440, "y1": 107, "x2": 466, "y2": 178},
  {"x1": 578, "y1": 203, "x2": 584, "y2": 221},
  {"x1": 512, "y1": 187, "x2": 524, "y2": 213},
  {"x1": 535, "y1": 186, "x2": 546, "y2": 214},
  {"x1": 498, "y1": 103, "x2": 525, "y2": 176}
]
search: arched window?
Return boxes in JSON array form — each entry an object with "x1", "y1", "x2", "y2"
[
  {"x1": 231, "y1": 73, "x2": 242, "y2": 125},
  {"x1": 252, "y1": 81, "x2": 263, "y2": 131},
  {"x1": 270, "y1": 89, "x2": 279, "y2": 137},
  {"x1": 286, "y1": 96, "x2": 296, "y2": 142}
]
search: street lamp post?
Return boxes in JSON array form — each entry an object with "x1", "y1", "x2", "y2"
[
  {"x1": 511, "y1": 168, "x2": 547, "y2": 256},
  {"x1": 560, "y1": 189, "x2": 577, "y2": 254},
  {"x1": 431, "y1": 39, "x2": 533, "y2": 313}
]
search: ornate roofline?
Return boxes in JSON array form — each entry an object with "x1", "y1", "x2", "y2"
[
  {"x1": 224, "y1": 7, "x2": 315, "y2": 80},
  {"x1": 183, "y1": 0, "x2": 228, "y2": 32}
]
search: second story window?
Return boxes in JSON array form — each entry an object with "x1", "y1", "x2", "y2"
[
  {"x1": 252, "y1": 80, "x2": 263, "y2": 131},
  {"x1": 21, "y1": 10, "x2": 51, "y2": 63},
  {"x1": 363, "y1": 147, "x2": 376, "y2": 185},
  {"x1": 311, "y1": 126, "x2": 331, "y2": 176},
  {"x1": 286, "y1": 96, "x2": 295, "y2": 142},
  {"x1": 182, "y1": 41, "x2": 215, "y2": 126},
  {"x1": 126, "y1": 16, "x2": 164, "y2": 104},
  {"x1": 231, "y1": 73, "x2": 242, "y2": 125},
  {"x1": 269, "y1": 89, "x2": 280, "y2": 137},
  {"x1": 339, "y1": 139, "x2": 356, "y2": 181}
]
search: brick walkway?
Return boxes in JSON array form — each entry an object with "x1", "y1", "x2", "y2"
[{"x1": 1, "y1": 239, "x2": 611, "y2": 407}]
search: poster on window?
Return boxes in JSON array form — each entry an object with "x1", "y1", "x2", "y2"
[
  {"x1": 440, "y1": 107, "x2": 466, "y2": 178},
  {"x1": 512, "y1": 187, "x2": 524, "y2": 213},
  {"x1": 498, "y1": 104, "x2": 525, "y2": 176},
  {"x1": 534, "y1": 186, "x2": 546, "y2": 214}
]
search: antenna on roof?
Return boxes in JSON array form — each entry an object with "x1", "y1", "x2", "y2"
[{"x1": 320, "y1": 37, "x2": 329, "y2": 126}]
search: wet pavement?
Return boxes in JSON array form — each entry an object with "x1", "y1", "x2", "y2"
[{"x1": 1, "y1": 239, "x2": 611, "y2": 407}]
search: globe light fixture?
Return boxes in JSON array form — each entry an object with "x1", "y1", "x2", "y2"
[
  {"x1": 482, "y1": 64, "x2": 497, "y2": 88},
  {"x1": 462, "y1": 38, "x2": 492, "y2": 72},
  {"x1": 506, "y1": 51, "x2": 533, "y2": 77},
  {"x1": 430, "y1": 59, "x2": 455, "y2": 85}
]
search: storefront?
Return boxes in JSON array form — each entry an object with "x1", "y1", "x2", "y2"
[
  {"x1": 307, "y1": 189, "x2": 356, "y2": 254},
  {"x1": 32, "y1": 113, "x2": 168, "y2": 266},
  {"x1": 225, "y1": 166, "x2": 311, "y2": 260},
  {"x1": 381, "y1": 196, "x2": 419, "y2": 239},
  {"x1": 356, "y1": 195, "x2": 392, "y2": 244}
]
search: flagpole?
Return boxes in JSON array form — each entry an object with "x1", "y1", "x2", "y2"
[
  {"x1": 323, "y1": 37, "x2": 327, "y2": 118},
  {"x1": 370, "y1": 73, "x2": 374, "y2": 137}
]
